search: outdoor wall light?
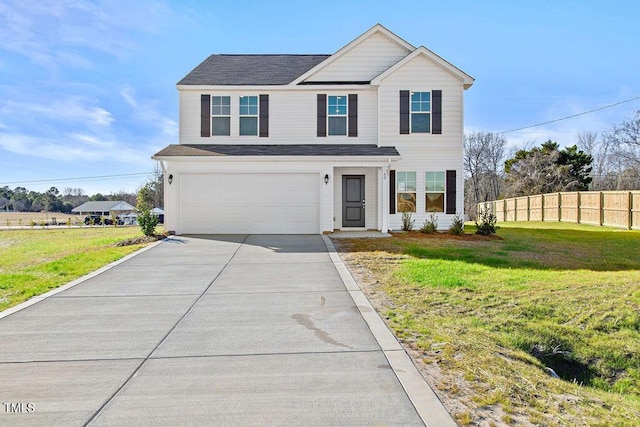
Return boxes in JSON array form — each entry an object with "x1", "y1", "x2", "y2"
[
  {"x1": 324, "y1": 174, "x2": 330, "y2": 185},
  {"x1": 168, "y1": 174, "x2": 173, "y2": 185}
]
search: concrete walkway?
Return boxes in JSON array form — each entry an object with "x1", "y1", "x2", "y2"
[{"x1": 0, "y1": 235, "x2": 454, "y2": 426}]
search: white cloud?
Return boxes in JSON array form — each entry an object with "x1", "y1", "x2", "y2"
[
  {"x1": 0, "y1": 0, "x2": 166, "y2": 70},
  {"x1": 119, "y1": 86, "x2": 178, "y2": 137},
  {"x1": 2, "y1": 97, "x2": 114, "y2": 127},
  {"x1": 120, "y1": 87, "x2": 138, "y2": 108},
  {"x1": 0, "y1": 132, "x2": 147, "y2": 164}
]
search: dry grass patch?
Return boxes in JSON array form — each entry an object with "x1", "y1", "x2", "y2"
[{"x1": 334, "y1": 222, "x2": 640, "y2": 426}]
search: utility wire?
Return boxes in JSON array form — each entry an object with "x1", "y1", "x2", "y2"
[
  {"x1": 498, "y1": 95, "x2": 640, "y2": 135},
  {"x1": 0, "y1": 172, "x2": 149, "y2": 186}
]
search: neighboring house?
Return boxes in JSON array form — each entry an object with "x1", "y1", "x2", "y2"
[
  {"x1": 71, "y1": 201, "x2": 135, "y2": 217},
  {"x1": 153, "y1": 24, "x2": 474, "y2": 234}
]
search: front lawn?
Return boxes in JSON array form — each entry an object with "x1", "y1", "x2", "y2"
[
  {"x1": 0, "y1": 228, "x2": 150, "y2": 311},
  {"x1": 334, "y1": 222, "x2": 640, "y2": 426}
]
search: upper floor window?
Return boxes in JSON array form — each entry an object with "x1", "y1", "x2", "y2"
[
  {"x1": 425, "y1": 171, "x2": 445, "y2": 212},
  {"x1": 239, "y1": 96, "x2": 258, "y2": 136},
  {"x1": 397, "y1": 171, "x2": 416, "y2": 213},
  {"x1": 411, "y1": 92, "x2": 431, "y2": 133},
  {"x1": 327, "y1": 95, "x2": 347, "y2": 136},
  {"x1": 211, "y1": 96, "x2": 230, "y2": 136}
]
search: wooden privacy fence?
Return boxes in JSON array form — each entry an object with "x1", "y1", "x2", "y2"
[{"x1": 479, "y1": 191, "x2": 640, "y2": 230}]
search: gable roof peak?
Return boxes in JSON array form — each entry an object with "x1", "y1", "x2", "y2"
[{"x1": 290, "y1": 23, "x2": 415, "y2": 85}]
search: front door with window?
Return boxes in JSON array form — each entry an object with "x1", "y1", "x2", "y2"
[{"x1": 342, "y1": 175, "x2": 365, "y2": 227}]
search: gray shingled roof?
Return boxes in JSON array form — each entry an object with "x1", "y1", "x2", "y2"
[
  {"x1": 154, "y1": 144, "x2": 400, "y2": 157},
  {"x1": 71, "y1": 201, "x2": 135, "y2": 213},
  {"x1": 177, "y1": 54, "x2": 331, "y2": 85}
]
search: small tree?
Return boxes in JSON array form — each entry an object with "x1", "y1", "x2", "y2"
[
  {"x1": 137, "y1": 182, "x2": 158, "y2": 236},
  {"x1": 448, "y1": 213, "x2": 465, "y2": 235},
  {"x1": 475, "y1": 204, "x2": 498, "y2": 236},
  {"x1": 419, "y1": 214, "x2": 438, "y2": 234}
]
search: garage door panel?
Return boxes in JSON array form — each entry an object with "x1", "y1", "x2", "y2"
[{"x1": 179, "y1": 173, "x2": 319, "y2": 234}]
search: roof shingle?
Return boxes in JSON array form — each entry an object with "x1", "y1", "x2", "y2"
[{"x1": 177, "y1": 54, "x2": 330, "y2": 86}]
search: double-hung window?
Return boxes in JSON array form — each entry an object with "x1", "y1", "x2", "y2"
[
  {"x1": 411, "y1": 92, "x2": 431, "y2": 133},
  {"x1": 327, "y1": 95, "x2": 347, "y2": 135},
  {"x1": 239, "y1": 96, "x2": 258, "y2": 136},
  {"x1": 211, "y1": 96, "x2": 230, "y2": 136},
  {"x1": 425, "y1": 171, "x2": 445, "y2": 212},
  {"x1": 396, "y1": 172, "x2": 417, "y2": 213}
]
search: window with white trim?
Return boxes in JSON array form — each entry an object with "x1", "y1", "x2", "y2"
[
  {"x1": 211, "y1": 96, "x2": 230, "y2": 136},
  {"x1": 239, "y1": 95, "x2": 258, "y2": 136},
  {"x1": 425, "y1": 171, "x2": 445, "y2": 212},
  {"x1": 411, "y1": 92, "x2": 431, "y2": 133},
  {"x1": 396, "y1": 171, "x2": 416, "y2": 213},
  {"x1": 327, "y1": 95, "x2": 347, "y2": 135}
]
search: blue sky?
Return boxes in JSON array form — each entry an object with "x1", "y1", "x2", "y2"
[{"x1": 1, "y1": 0, "x2": 639, "y2": 195}]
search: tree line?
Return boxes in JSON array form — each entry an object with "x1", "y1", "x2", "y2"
[
  {"x1": 0, "y1": 166, "x2": 164, "y2": 214},
  {"x1": 465, "y1": 108, "x2": 640, "y2": 218}
]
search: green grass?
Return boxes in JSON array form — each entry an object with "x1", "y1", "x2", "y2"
[
  {"x1": 336, "y1": 222, "x2": 640, "y2": 425},
  {"x1": 0, "y1": 228, "x2": 148, "y2": 311}
]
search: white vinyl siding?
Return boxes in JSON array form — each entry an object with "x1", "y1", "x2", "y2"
[
  {"x1": 378, "y1": 54, "x2": 465, "y2": 230},
  {"x1": 179, "y1": 89, "x2": 377, "y2": 144},
  {"x1": 306, "y1": 32, "x2": 410, "y2": 82}
]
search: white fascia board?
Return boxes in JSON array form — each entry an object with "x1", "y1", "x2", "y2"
[
  {"x1": 152, "y1": 155, "x2": 400, "y2": 164},
  {"x1": 371, "y1": 46, "x2": 475, "y2": 89},
  {"x1": 176, "y1": 84, "x2": 373, "y2": 91},
  {"x1": 289, "y1": 23, "x2": 414, "y2": 86}
]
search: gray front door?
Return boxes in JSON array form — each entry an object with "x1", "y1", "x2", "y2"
[{"x1": 342, "y1": 175, "x2": 365, "y2": 227}]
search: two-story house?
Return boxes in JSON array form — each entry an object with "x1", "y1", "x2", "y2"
[{"x1": 153, "y1": 24, "x2": 474, "y2": 235}]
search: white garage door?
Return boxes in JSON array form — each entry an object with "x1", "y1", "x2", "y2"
[{"x1": 179, "y1": 173, "x2": 320, "y2": 234}]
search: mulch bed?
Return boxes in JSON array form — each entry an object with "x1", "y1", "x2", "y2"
[
  {"x1": 391, "y1": 230, "x2": 503, "y2": 241},
  {"x1": 115, "y1": 234, "x2": 167, "y2": 247}
]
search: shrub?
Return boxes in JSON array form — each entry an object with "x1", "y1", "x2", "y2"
[
  {"x1": 448, "y1": 213, "x2": 465, "y2": 235},
  {"x1": 401, "y1": 212, "x2": 415, "y2": 231},
  {"x1": 138, "y1": 210, "x2": 159, "y2": 236},
  {"x1": 475, "y1": 204, "x2": 499, "y2": 235},
  {"x1": 420, "y1": 213, "x2": 438, "y2": 234}
]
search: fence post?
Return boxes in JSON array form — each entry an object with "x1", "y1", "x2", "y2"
[
  {"x1": 558, "y1": 193, "x2": 562, "y2": 222},
  {"x1": 577, "y1": 192, "x2": 582, "y2": 224},
  {"x1": 628, "y1": 191, "x2": 633, "y2": 230},
  {"x1": 541, "y1": 193, "x2": 545, "y2": 222},
  {"x1": 599, "y1": 192, "x2": 604, "y2": 226}
]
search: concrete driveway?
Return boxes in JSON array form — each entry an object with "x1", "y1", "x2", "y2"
[{"x1": 0, "y1": 235, "x2": 454, "y2": 426}]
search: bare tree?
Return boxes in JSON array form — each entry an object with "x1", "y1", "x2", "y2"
[{"x1": 464, "y1": 131, "x2": 507, "y2": 217}]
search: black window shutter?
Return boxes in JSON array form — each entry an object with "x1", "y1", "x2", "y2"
[
  {"x1": 200, "y1": 94, "x2": 210, "y2": 137},
  {"x1": 399, "y1": 90, "x2": 409, "y2": 134},
  {"x1": 446, "y1": 170, "x2": 457, "y2": 214},
  {"x1": 432, "y1": 90, "x2": 442, "y2": 134},
  {"x1": 348, "y1": 94, "x2": 358, "y2": 137},
  {"x1": 389, "y1": 170, "x2": 396, "y2": 214},
  {"x1": 317, "y1": 94, "x2": 327, "y2": 137},
  {"x1": 259, "y1": 94, "x2": 269, "y2": 137}
]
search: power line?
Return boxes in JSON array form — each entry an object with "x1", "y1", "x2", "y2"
[
  {"x1": 498, "y1": 95, "x2": 640, "y2": 135},
  {"x1": 0, "y1": 172, "x2": 149, "y2": 186}
]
